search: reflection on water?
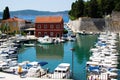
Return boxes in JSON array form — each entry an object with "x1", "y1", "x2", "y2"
[
  {"x1": 74, "y1": 35, "x2": 98, "y2": 63},
  {"x1": 18, "y1": 35, "x2": 98, "y2": 80},
  {"x1": 36, "y1": 44, "x2": 64, "y2": 60},
  {"x1": 71, "y1": 35, "x2": 98, "y2": 80}
]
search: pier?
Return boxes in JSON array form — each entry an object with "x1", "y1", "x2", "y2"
[{"x1": 0, "y1": 72, "x2": 73, "y2": 80}]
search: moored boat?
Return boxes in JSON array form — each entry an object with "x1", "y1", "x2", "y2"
[
  {"x1": 38, "y1": 36, "x2": 53, "y2": 44},
  {"x1": 48, "y1": 63, "x2": 71, "y2": 79},
  {"x1": 24, "y1": 43, "x2": 35, "y2": 47}
]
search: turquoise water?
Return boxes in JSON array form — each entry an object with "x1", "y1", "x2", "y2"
[{"x1": 18, "y1": 35, "x2": 98, "y2": 80}]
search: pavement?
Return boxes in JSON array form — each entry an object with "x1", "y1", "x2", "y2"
[{"x1": 0, "y1": 72, "x2": 73, "y2": 80}]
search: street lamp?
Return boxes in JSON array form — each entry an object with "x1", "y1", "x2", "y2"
[{"x1": 70, "y1": 48, "x2": 75, "y2": 78}]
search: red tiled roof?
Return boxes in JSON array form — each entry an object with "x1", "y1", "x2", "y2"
[
  {"x1": 3, "y1": 17, "x2": 25, "y2": 22},
  {"x1": 35, "y1": 16, "x2": 63, "y2": 23}
]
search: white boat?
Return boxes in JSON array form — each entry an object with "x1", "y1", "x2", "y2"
[
  {"x1": 26, "y1": 66, "x2": 47, "y2": 77},
  {"x1": 24, "y1": 43, "x2": 35, "y2": 47},
  {"x1": 49, "y1": 63, "x2": 71, "y2": 79},
  {"x1": 38, "y1": 36, "x2": 53, "y2": 44},
  {"x1": 54, "y1": 38, "x2": 65, "y2": 43},
  {"x1": 86, "y1": 61, "x2": 100, "y2": 66},
  {"x1": 67, "y1": 35, "x2": 76, "y2": 41},
  {"x1": 0, "y1": 61, "x2": 9, "y2": 70},
  {"x1": 25, "y1": 61, "x2": 48, "y2": 77}
]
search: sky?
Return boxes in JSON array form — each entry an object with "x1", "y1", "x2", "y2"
[{"x1": 0, "y1": 0, "x2": 76, "y2": 12}]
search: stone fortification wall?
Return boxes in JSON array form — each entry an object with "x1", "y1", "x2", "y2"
[
  {"x1": 68, "y1": 18, "x2": 105, "y2": 33},
  {"x1": 68, "y1": 12, "x2": 120, "y2": 33},
  {"x1": 109, "y1": 12, "x2": 120, "y2": 32},
  {"x1": 80, "y1": 18, "x2": 105, "y2": 32}
]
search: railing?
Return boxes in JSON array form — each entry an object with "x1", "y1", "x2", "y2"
[{"x1": 87, "y1": 74, "x2": 109, "y2": 80}]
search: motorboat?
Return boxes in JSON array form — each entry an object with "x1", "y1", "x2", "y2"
[
  {"x1": 24, "y1": 43, "x2": 35, "y2": 47},
  {"x1": 25, "y1": 61, "x2": 48, "y2": 77},
  {"x1": 0, "y1": 61, "x2": 9, "y2": 70},
  {"x1": 38, "y1": 36, "x2": 53, "y2": 44},
  {"x1": 54, "y1": 38, "x2": 65, "y2": 43},
  {"x1": 67, "y1": 34, "x2": 76, "y2": 41},
  {"x1": 26, "y1": 66, "x2": 47, "y2": 77},
  {"x1": 49, "y1": 63, "x2": 71, "y2": 79},
  {"x1": 86, "y1": 32, "x2": 120, "y2": 80}
]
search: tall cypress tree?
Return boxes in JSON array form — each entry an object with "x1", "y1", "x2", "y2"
[
  {"x1": 3, "y1": 10, "x2": 6, "y2": 20},
  {"x1": 6, "y1": 6, "x2": 10, "y2": 19},
  {"x1": 3, "y1": 6, "x2": 10, "y2": 20}
]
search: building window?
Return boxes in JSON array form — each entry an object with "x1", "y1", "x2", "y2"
[
  {"x1": 44, "y1": 32, "x2": 47, "y2": 36},
  {"x1": 56, "y1": 24, "x2": 60, "y2": 29},
  {"x1": 37, "y1": 25, "x2": 41, "y2": 29},
  {"x1": 50, "y1": 24, "x2": 54, "y2": 29},
  {"x1": 38, "y1": 32, "x2": 41, "y2": 37},
  {"x1": 13, "y1": 22, "x2": 16, "y2": 27},
  {"x1": 5, "y1": 22, "x2": 9, "y2": 27},
  {"x1": 56, "y1": 33, "x2": 60, "y2": 37},
  {"x1": 50, "y1": 32, "x2": 54, "y2": 36},
  {"x1": 44, "y1": 24, "x2": 47, "y2": 29}
]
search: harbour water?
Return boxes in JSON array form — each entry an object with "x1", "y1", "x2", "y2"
[{"x1": 18, "y1": 35, "x2": 98, "y2": 80}]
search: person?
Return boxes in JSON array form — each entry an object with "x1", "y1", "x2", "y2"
[{"x1": 18, "y1": 65, "x2": 22, "y2": 78}]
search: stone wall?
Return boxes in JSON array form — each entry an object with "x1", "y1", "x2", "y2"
[
  {"x1": 68, "y1": 18, "x2": 105, "y2": 33},
  {"x1": 80, "y1": 18, "x2": 105, "y2": 32},
  {"x1": 68, "y1": 12, "x2": 120, "y2": 33},
  {"x1": 110, "y1": 12, "x2": 120, "y2": 32}
]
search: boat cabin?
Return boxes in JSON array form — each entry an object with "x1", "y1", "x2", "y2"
[
  {"x1": 54, "y1": 63, "x2": 70, "y2": 73},
  {"x1": 52, "y1": 63, "x2": 71, "y2": 79}
]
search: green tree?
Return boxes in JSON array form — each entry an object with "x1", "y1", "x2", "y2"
[
  {"x1": 114, "y1": 1, "x2": 120, "y2": 11},
  {"x1": 69, "y1": 0, "x2": 119, "y2": 19},
  {"x1": 106, "y1": 0, "x2": 115, "y2": 15},
  {"x1": 0, "y1": 24, "x2": 10, "y2": 34},
  {"x1": 3, "y1": 6, "x2": 10, "y2": 20},
  {"x1": 89, "y1": 0, "x2": 100, "y2": 18},
  {"x1": 69, "y1": 0, "x2": 84, "y2": 20},
  {"x1": 84, "y1": 1, "x2": 90, "y2": 17},
  {"x1": 76, "y1": 0, "x2": 84, "y2": 17},
  {"x1": 114, "y1": 0, "x2": 120, "y2": 6},
  {"x1": 69, "y1": 1, "x2": 78, "y2": 20},
  {"x1": 100, "y1": 0, "x2": 115, "y2": 15}
]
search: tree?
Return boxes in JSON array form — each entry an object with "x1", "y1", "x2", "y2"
[
  {"x1": 69, "y1": 1, "x2": 78, "y2": 20},
  {"x1": 105, "y1": 0, "x2": 115, "y2": 15},
  {"x1": 84, "y1": 1, "x2": 90, "y2": 17},
  {"x1": 89, "y1": 0, "x2": 100, "y2": 18},
  {"x1": 0, "y1": 24, "x2": 10, "y2": 34},
  {"x1": 114, "y1": 2, "x2": 120, "y2": 11},
  {"x1": 69, "y1": 0, "x2": 118, "y2": 19},
  {"x1": 100, "y1": 0, "x2": 115, "y2": 15},
  {"x1": 69, "y1": 0, "x2": 84, "y2": 20},
  {"x1": 76, "y1": 0, "x2": 84, "y2": 17},
  {"x1": 3, "y1": 6, "x2": 10, "y2": 20}
]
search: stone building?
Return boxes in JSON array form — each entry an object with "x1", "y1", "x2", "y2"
[{"x1": 1, "y1": 17, "x2": 25, "y2": 33}]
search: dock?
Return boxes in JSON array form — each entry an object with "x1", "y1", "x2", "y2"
[{"x1": 0, "y1": 72, "x2": 73, "y2": 80}]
